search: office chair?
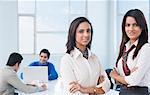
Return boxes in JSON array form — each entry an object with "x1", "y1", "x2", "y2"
[{"x1": 105, "y1": 68, "x2": 114, "y2": 89}]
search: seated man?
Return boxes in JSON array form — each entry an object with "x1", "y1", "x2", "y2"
[
  {"x1": 29, "y1": 49, "x2": 58, "y2": 80},
  {"x1": 0, "y1": 52, "x2": 47, "y2": 95}
]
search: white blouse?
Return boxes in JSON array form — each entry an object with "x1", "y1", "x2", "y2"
[
  {"x1": 116, "y1": 40, "x2": 150, "y2": 90},
  {"x1": 60, "y1": 47, "x2": 110, "y2": 95}
]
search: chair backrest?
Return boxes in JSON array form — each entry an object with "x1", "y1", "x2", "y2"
[{"x1": 105, "y1": 68, "x2": 113, "y2": 89}]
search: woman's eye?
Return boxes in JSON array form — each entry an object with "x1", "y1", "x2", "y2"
[
  {"x1": 125, "y1": 24, "x2": 130, "y2": 27},
  {"x1": 79, "y1": 29, "x2": 84, "y2": 33},
  {"x1": 87, "y1": 29, "x2": 91, "y2": 33},
  {"x1": 133, "y1": 23, "x2": 138, "y2": 27},
  {"x1": 125, "y1": 23, "x2": 138, "y2": 27}
]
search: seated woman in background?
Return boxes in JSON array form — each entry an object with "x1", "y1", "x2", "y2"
[{"x1": 29, "y1": 49, "x2": 58, "y2": 80}]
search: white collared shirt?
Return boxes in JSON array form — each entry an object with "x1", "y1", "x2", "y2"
[
  {"x1": 116, "y1": 40, "x2": 150, "y2": 89},
  {"x1": 60, "y1": 47, "x2": 110, "y2": 95}
]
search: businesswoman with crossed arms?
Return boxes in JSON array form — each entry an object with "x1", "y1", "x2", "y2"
[
  {"x1": 60, "y1": 17, "x2": 110, "y2": 95},
  {"x1": 110, "y1": 9, "x2": 150, "y2": 95}
]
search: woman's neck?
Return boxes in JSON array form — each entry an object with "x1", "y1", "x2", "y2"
[
  {"x1": 130, "y1": 39, "x2": 137, "y2": 44},
  {"x1": 77, "y1": 47, "x2": 86, "y2": 52},
  {"x1": 76, "y1": 46, "x2": 88, "y2": 59},
  {"x1": 76, "y1": 45, "x2": 86, "y2": 52}
]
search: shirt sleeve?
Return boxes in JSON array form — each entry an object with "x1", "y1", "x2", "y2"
[
  {"x1": 96, "y1": 62, "x2": 111, "y2": 93},
  {"x1": 48, "y1": 63, "x2": 58, "y2": 80},
  {"x1": 7, "y1": 71, "x2": 45, "y2": 94},
  {"x1": 60, "y1": 54, "x2": 83, "y2": 95},
  {"x1": 125, "y1": 44, "x2": 150, "y2": 86}
]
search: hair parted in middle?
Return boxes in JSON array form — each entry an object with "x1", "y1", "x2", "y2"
[
  {"x1": 116, "y1": 9, "x2": 148, "y2": 65},
  {"x1": 66, "y1": 17, "x2": 93, "y2": 54}
]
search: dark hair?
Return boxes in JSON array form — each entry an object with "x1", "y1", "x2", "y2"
[
  {"x1": 39, "y1": 49, "x2": 50, "y2": 59},
  {"x1": 116, "y1": 9, "x2": 148, "y2": 64},
  {"x1": 66, "y1": 17, "x2": 93, "y2": 54},
  {"x1": 6, "y1": 52, "x2": 23, "y2": 66}
]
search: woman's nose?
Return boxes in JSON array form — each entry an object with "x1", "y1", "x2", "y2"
[
  {"x1": 83, "y1": 31, "x2": 90, "y2": 36},
  {"x1": 129, "y1": 25, "x2": 134, "y2": 30}
]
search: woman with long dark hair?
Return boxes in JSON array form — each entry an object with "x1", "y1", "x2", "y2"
[
  {"x1": 60, "y1": 17, "x2": 110, "y2": 95},
  {"x1": 110, "y1": 9, "x2": 150, "y2": 95}
]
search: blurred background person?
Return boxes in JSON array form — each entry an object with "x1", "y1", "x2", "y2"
[
  {"x1": 29, "y1": 49, "x2": 58, "y2": 80},
  {"x1": 0, "y1": 52, "x2": 47, "y2": 95}
]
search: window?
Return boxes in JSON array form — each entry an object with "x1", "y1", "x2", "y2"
[
  {"x1": 19, "y1": 16, "x2": 34, "y2": 54},
  {"x1": 115, "y1": 0, "x2": 150, "y2": 49},
  {"x1": 18, "y1": 0, "x2": 87, "y2": 54}
]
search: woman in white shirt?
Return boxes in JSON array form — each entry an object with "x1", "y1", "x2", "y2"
[
  {"x1": 110, "y1": 9, "x2": 150, "y2": 95},
  {"x1": 60, "y1": 17, "x2": 110, "y2": 95}
]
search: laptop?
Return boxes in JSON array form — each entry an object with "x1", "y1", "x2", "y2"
[{"x1": 22, "y1": 66, "x2": 48, "y2": 87}]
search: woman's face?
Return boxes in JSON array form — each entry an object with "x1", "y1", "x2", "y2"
[
  {"x1": 39, "y1": 52, "x2": 48, "y2": 64},
  {"x1": 75, "y1": 22, "x2": 91, "y2": 50},
  {"x1": 125, "y1": 16, "x2": 142, "y2": 43}
]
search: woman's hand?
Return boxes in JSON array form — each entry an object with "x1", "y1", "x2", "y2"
[
  {"x1": 97, "y1": 75, "x2": 104, "y2": 85},
  {"x1": 109, "y1": 68, "x2": 119, "y2": 79},
  {"x1": 110, "y1": 68, "x2": 128, "y2": 85},
  {"x1": 69, "y1": 81, "x2": 82, "y2": 93},
  {"x1": 69, "y1": 81, "x2": 105, "y2": 94}
]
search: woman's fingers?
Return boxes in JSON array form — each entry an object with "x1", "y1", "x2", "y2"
[
  {"x1": 70, "y1": 83, "x2": 77, "y2": 93},
  {"x1": 70, "y1": 85, "x2": 76, "y2": 92},
  {"x1": 110, "y1": 68, "x2": 118, "y2": 78},
  {"x1": 71, "y1": 88, "x2": 79, "y2": 93},
  {"x1": 69, "y1": 82, "x2": 81, "y2": 93},
  {"x1": 98, "y1": 75, "x2": 104, "y2": 83}
]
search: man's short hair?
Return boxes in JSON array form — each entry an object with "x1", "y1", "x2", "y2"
[
  {"x1": 39, "y1": 49, "x2": 50, "y2": 59},
  {"x1": 6, "y1": 52, "x2": 23, "y2": 66}
]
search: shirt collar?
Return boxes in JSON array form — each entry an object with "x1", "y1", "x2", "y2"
[
  {"x1": 70, "y1": 47, "x2": 92, "y2": 59},
  {"x1": 125, "y1": 39, "x2": 138, "y2": 50}
]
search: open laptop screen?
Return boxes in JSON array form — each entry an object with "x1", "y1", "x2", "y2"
[{"x1": 22, "y1": 66, "x2": 48, "y2": 85}]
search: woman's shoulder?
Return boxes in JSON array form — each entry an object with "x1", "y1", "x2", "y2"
[
  {"x1": 139, "y1": 43, "x2": 150, "y2": 54},
  {"x1": 89, "y1": 51, "x2": 99, "y2": 59},
  {"x1": 61, "y1": 53, "x2": 70, "y2": 58},
  {"x1": 142, "y1": 43, "x2": 150, "y2": 49},
  {"x1": 60, "y1": 53, "x2": 75, "y2": 69},
  {"x1": 61, "y1": 53, "x2": 72, "y2": 62}
]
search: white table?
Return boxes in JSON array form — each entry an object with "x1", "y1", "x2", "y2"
[
  {"x1": 18, "y1": 80, "x2": 59, "y2": 95},
  {"x1": 18, "y1": 79, "x2": 119, "y2": 95}
]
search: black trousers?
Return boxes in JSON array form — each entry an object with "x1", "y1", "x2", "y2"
[{"x1": 119, "y1": 86, "x2": 149, "y2": 95}]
